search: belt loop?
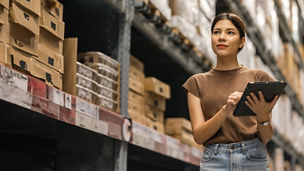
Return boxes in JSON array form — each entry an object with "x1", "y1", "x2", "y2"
[{"x1": 214, "y1": 144, "x2": 219, "y2": 155}]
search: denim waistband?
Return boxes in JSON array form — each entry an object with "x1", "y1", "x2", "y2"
[{"x1": 205, "y1": 138, "x2": 261, "y2": 151}]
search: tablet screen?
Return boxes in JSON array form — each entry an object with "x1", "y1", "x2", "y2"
[{"x1": 233, "y1": 81, "x2": 287, "y2": 116}]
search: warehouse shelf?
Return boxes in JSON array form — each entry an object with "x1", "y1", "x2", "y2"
[
  {"x1": 0, "y1": 63, "x2": 202, "y2": 170},
  {"x1": 273, "y1": 0, "x2": 304, "y2": 69},
  {"x1": 133, "y1": 5, "x2": 211, "y2": 74},
  {"x1": 224, "y1": 0, "x2": 304, "y2": 120},
  {"x1": 130, "y1": 122, "x2": 201, "y2": 167}
]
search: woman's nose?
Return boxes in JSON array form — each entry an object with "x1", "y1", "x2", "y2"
[{"x1": 219, "y1": 32, "x2": 226, "y2": 41}]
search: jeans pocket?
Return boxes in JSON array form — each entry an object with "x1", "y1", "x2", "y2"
[
  {"x1": 202, "y1": 148, "x2": 214, "y2": 162},
  {"x1": 246, "y1": 144, "x2": 267, "y2": 162}
]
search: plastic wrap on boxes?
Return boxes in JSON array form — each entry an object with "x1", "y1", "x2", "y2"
[
  {"x1": 95, "y1": 94, "x2": 118, "y2": 112},
  {"x1": 149, "y1": 0, "x2": 171, "y2": 21},
  {"x1": 198, "y1": 0, "x2": 215, "y2": 21},
  {"x1": 170, "y1": 0, "x2": 198, "y2": 24},
  {"x1": 86, "y1": 63, "x2": 119, "y2": 82},
  {"x1": 76, "y1": 73, "x2": 98, "y2": 92},
  {"x1": 78, "y1": 51, "x2": 120, "y2": 72},
  {"x1": 238, "y1": 38, "x2": 256, "y2": 68},
  {"x1": 170, "y1": 16, "x2": 196, "y2": 43},
  {"x1": 76, "y1": 85, "x2": 96, "y2": 103},
  {"x1": 77, "y1": 62, "x2": 97, "y2": 81}
]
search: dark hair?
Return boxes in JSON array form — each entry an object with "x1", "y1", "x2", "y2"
[{"x1": 211, "y1": 13, "x2": 246, "y2": 52}]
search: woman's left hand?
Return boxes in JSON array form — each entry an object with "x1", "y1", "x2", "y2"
[{"x1": 245, "y1": 91, "x2": 279, "y2": 122}]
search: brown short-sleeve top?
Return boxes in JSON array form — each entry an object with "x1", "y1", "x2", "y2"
[{"x1": 182, "y1": 66, "x2": 275, "y2": 145}]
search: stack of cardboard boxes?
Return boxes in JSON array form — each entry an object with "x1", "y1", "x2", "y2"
[
  {"x1": 128, "y1": 55, "x2": 171, "y2": 134},
  {"x1": 128, "y1": 55, "x2": 146, "y2": 124},
  {"x1": 165, "y1": 117, "x2": 201, "y2": 148},
  {"x1": 77, "y1": 51, "x2": 120, "y2": 113},
  {"x1": 0, "y1": 0, "x2": 9, "y2": 65},
  {"x1": 144, "y1": 77, "x2": 170, "y2": 133},
  {"x1": 2, "y1": 0, "x2": 64, "y2": 89}
]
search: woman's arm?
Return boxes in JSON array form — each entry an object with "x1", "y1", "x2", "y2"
[
  {"x1": 245, "y1": 91, "x2": 279, "y2": 144},
  {"x1": 187, "y1": 91, "x2": 242, "y2": 144},
  {"x1": 257, "y1": 113, "x2": 274, "y2": 144}
]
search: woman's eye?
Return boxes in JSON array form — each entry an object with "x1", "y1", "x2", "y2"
[
  {"x1": 228, "y1": 31, "x2": 235, "y2": 35},
  {"x1": 213, "y1": 31, "x2": 219, "y2": 34}
]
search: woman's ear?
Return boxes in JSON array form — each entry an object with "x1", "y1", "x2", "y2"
[{"x1": 239, "y1": 37, "x2": 245, "y2": 49}]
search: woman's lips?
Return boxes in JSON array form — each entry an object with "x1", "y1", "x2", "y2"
[{"x1": 217, "y1": 45, "x2": 228, "y2": 49}]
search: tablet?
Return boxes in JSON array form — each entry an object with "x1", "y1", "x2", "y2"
[{"x1": 233, "y1": 81, "x2": 287, "y2": 116}]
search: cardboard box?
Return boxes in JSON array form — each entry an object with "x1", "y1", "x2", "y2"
[
  {"x1": 9, "y1": 3, "x2": 39, "y2": 35},
  {"x1": 172, "y1": 132, "x2": 194, "y2": 146},
  {"x1": 41, "y1": 0, "x2": 63, "y2": 20},
  {"x1": 95, "y1": 94, "x2": 119, "y2": 113},
  {"x1": 129, "y1": 66, "x2": 145, "y2": 83},
  {"x1": 35, "y1": 43, "x2": 64, "y2": 73},
  {"x1": 128, "y1": 111, "x2": 147, "y2": 125},
  {"x1": 129, "y1": 77, "x2": 144, "y2": 95},
  {"x1": 0, "y1": 7, "x2": 8, "y2": 25},
  {"x1": 145, "y1": 77, "x2": 170, "y2": 99},
  {"x1": 144, "y1": 91, "x2": 166, "y2": 111},
  {"x1": 128, "y1": 100, "x2": 145, "y2": 116},
  {"x1": 40, "y1": 8, "x2": 64, "y2": 40},
  {"x1": 128, "y1": 90, "x2": 145, "y2": 105},
  {"x1": 0, "y1": 0, "x2": 9, "y2": 9},
  {"x1": 39, "y1": 27, "x2": 63, "y2": 54},
  {"x1": 10, "y1": 22, "x2": 38, "y2": 55},
  {"x1": 130, "y1": 55, "x2": 144, "y2": 72},
  {"x1": 146, "y1": 118, "x2": 164, "y2": 134},
  {"x1": 31, "y1": 58, "x2": 62, "y2": 89},
  {"x1": 13, "y1": 0, "x2": 40, "y2": 16},
  {"x1": 0, "y1": 23, "x2": 9, "y2": 44},
  {"x1": 0, "y1": 41, "x2": 8, "y2": 65},
  {"x1": 10, "y1": 46, "x2": 32, "y2": 72},
  {"x1": 63, "y1": 38, "x2": 78, "y2": 96},
  {"x1": 145, "y1": 105, "x2": 164, "y2": 123},
  {"x1": 165, "y1": 117, "x2": 192, "y2": 135}
]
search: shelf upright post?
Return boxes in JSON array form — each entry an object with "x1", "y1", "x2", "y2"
[{"x1": 114, "y1": 0, "x2": 134, "y2": 170}]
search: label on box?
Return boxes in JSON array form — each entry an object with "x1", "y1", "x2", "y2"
[
  {"x1": 0, "y1": 81, "x2": 32, "y2": 109},
  {"x1": 76, "y1": 111, "x2": 93, "y2": 130},
  {"x1": 92, "y1": 119, "x2": 108, "y2": 135},
  {"x1": 132, "y1": 122, "x2": 155, "y2": 150},
  {"x1": 49, "y1": 87, "x2": 64, "y2": 106},
  {"x1": 152, "y1": 131, "x2": 163, "y2": 143},
  {"x1": 76, "y1": 97, "x2": 92, "y2": 116},
  {"x1": 191, "y1": 147, "x2": 202, "y2": 159},
  {"x1": 166, "y1": 136, "x2": 184, "y2": 160},
  {"x1": 0, "y1": 65, "x2": 28, "y2": 91},
  {"x1": 91, "y1": 105, "x2": 99, "y2": 119},
  {"x1": 64, "y1": 93, "x2": 72, "y2": 109}
]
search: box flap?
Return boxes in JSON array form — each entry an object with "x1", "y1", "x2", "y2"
[
  {"x1": 14, "y1": 0, "x2": 40, "y2": 16},
  {"x1": 10, "y1": 47, "x2": 32, "y2": 71},
  {"x1": 0, "y1": 0, "x2": 9, "y2": 10},
  {"x1": 41, "y1": 0, "x2": 63, "y2": 20},
  {"x1": 36, "y1": 43, "x2": 63, "y2": 73},
  {"x1": 0, "y1": 23, "x2": 9, "y2": 44},
  {"x1": 31, "y1": 58, "x2": 62, "y2": 89},
  {"x1": 10, "y1": 3, "x2": 39, "y2": 34},
  {"x1": 10, "y1": 23, "x2": 38, "y2": 56},
  {"x1": 40, "y1": 9, "x2": 64, "y2": 40},
  {"x1": 63, "y1": 38, "x2": 78, "y2": 95},
  {"x1": 0, "y1": 8, "x2": 9, "y2": 25}
]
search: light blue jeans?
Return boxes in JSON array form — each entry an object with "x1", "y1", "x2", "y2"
[{"x1": 200, "y1": 138, "x2": 269, "y2": 171}]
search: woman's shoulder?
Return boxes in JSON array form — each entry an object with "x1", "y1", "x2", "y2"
[{"x1": 243, "y1": 67, "x2": 275, "y2": 81}]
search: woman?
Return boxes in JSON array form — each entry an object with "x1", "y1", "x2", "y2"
[{"x1": 183, "y1": 13, "x2": 279, "y2": 171}]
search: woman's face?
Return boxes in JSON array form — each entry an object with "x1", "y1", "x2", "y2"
[{"x1": 211, "y1": 19, "x2": 245, "y2": 57}]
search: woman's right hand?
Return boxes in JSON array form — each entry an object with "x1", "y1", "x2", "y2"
[{"x1": 224, "y1": 91, "x2": 243, "y2": 114}]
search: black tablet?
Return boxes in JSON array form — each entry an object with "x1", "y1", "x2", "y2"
[{"x1": 233, "y1": 81, "x2": 287, "y2": 116}]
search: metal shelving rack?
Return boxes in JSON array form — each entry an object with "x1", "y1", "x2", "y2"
[{"x1": 1, "y1": 0, "x2": 304, "y2": 170}]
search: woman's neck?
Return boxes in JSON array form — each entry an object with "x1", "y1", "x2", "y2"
[{"x1": 215, "y1": 55, "x2": 240, "y2": 70}]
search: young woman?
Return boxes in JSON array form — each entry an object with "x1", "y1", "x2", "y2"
[{"x1": 183, "y1": 13, "x2": 279, "y2": 171}]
